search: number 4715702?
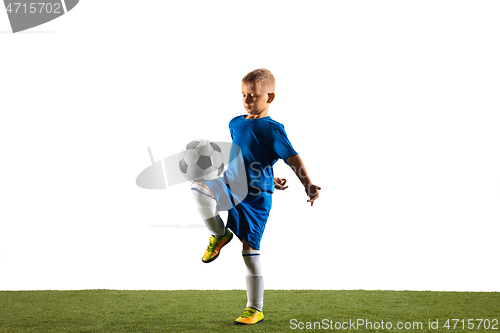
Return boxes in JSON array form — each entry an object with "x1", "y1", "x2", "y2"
[
  {"x1": 5, "y1": 3, "x2": 62, "y2": 14},
  {"x1": 443, "y1": 319, "x2": 498, "y2": 330}
]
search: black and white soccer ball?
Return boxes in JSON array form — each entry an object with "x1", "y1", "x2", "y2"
[{"x1": 179, "y1": 140, "x2": 225, "y2": 181}]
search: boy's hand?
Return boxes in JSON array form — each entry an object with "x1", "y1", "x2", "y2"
[
  {"x1": 274, "y1": 177, "x2": 288, "y2": 190},
  {"x1": 285, "y1": 155, "x2": 321, "y2": 206},
  {"x1": 305, "y1": 184, "x2": 321, "y2": 206}
]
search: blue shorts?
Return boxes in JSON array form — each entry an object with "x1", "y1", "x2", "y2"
[{"x1": 202, "y1": 177, "x2": 272, "y2": 250}]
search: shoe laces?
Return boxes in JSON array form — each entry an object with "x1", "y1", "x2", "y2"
[
  {"x1": 207, "y1": 236, "x2": 220, "y2": 251},
  {"x1": 240, "y1": 308, "x2": 257, "y2": 318}
]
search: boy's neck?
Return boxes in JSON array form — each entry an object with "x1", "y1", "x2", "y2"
[{"x1": 245, "y1": 109, "x2": 269, "y2": 119}]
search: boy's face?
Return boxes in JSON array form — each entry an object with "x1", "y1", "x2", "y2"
[{"x1": 242, "y1": 82, "x2": 274, "y2": 119}]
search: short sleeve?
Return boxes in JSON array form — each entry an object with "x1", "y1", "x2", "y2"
[{"x1": 269, "y1": 123, "x2": 298, "y2": 163}]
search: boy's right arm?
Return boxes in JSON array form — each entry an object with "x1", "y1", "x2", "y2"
[{"x1": 285, "y1": 155, "x2": 321, "y2": 206}]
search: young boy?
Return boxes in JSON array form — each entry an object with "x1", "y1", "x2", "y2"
[{"x1": 191, "y1": 68, "x2": 321, "y2": 325}]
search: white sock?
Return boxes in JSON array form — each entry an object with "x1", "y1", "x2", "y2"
[
  {"x1": 242, "y1": 250, "x2": 264, "y2": 311},
  {"x1": 191, "y1": 184, "x2": 225, "y2": 237}
]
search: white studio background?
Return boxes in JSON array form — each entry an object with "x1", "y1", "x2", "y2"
[{"x1": 0, "y1": 1, "x2": 499, "y2": 291}]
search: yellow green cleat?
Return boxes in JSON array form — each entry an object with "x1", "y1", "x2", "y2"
[
  {"x1": 201, "y1": 228, "x2": 233, "y2": 263},
  {"x1": 234, "y1": 307, "x2": 264, "y2": 325}
]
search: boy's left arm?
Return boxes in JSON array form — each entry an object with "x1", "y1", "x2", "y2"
[{"x1": 284, "y1": 154, "x2": 321, "y2": 206}]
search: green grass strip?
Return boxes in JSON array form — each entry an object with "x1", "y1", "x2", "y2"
[{"x1": 0, "y1": 290, "x2": 498, "y2": 332}]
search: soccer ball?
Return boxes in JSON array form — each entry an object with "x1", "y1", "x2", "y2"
[{"x1": 179, "y1": 140, "x2": 224, "y2": 181}]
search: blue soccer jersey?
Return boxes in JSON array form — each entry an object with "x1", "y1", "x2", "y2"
[
  {"x1": 203, "y1": 115, "x2": 297, "y2": 250},
  {"x1": 228, "y1": 115, "x2": 298, "y2": 194}
]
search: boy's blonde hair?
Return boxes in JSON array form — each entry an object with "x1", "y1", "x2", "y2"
[{"x1": 242, "y1": 68, "x2": 275, "y2": 92}]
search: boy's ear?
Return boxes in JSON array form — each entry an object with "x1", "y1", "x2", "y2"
[{"x1": 267, "y1": 92, "x2": 275, "y2": 104}]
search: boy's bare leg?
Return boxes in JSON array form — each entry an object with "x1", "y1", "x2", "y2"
[{"x1": 242, "y1": 239, "x2": 257, "y2": 251}]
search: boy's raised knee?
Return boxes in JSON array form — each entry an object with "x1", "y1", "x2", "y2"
[{"x1": 193, "y1": 182, "x2": 215, "y2": 199}]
